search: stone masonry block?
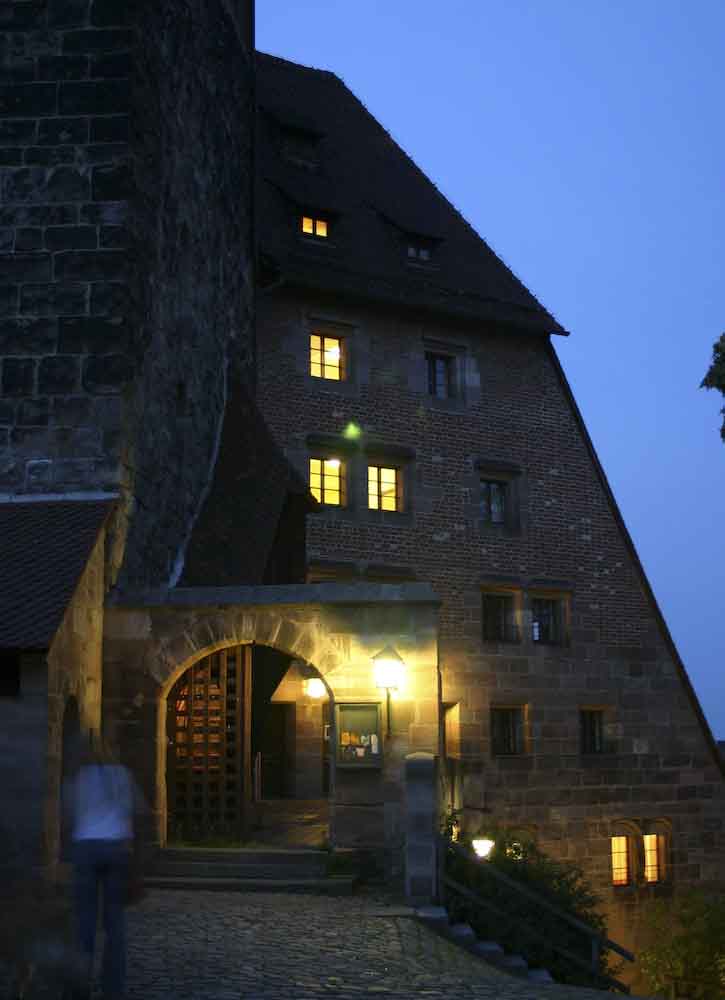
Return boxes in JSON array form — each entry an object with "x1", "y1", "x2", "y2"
[
  {"x1": 90, "y1": 115, "x2": 128, "y2": 143},
  {"x1": 21, "y1": 282, "x2": 88, "y2": 316},
  {"x1": 17, "y1": 398, "x2": 50, "y2": 426},
  {"x1": 0, "y1": 253, "x2": 51, "y2": 282},
  {"x1": 37, "y1": 55, "x2": 89, "y2": 82},
  {"x1": 46, "y1": 226, "x2": 98, "y2": 251},
  {"x1": 63, "y1": 28, "x2": 132, "y2": 52},
  {"x1": 0, "y1": 83, "x2": 57, "y2": 117},
  {"x1": 0, "y1": 317, "x2": 57, "y2": 354},
  {"x1": 54, "y1": 249, "x2": 125, "y2": 281},
  {"x1": 0, "y1": 284, "x2": 18, "y2": 314},
  {"x1": 15, "y1": 227, "x2": 44, "y2": 251},
  {"x1": 89, "y1": 280, "x2": 127, "y2": 314},
  {"x1": 82, "y1": 353, "x2": 132, "y2": 392},
  {"x1": 91, "y1": 0, "x2": 130, "y2": 26},
  {"x1": 3, "y1": 166, "x2": 90, "y2": 203},
  {"x1": 48, "y1": 0, "x2": 91, "y2": 27},
  {"x1": 2, "y1": 357, "x2": 35, "y2": 395},
  {"x1": 38, "y1": 355, "x2": 80, "y2": 394},
  {"x1": 1, "y1": 205, "x2": 77, "y2": 227},
  {"x1": 91, "y1": 52, "x2": 131, "y2": 79},
  {"x1": 0, "y1": 120, "x2": 37, "y2": 145},
  {"x1": 92, "y1": 161, "x2": 132, "y2": 201},
  {"x1": 58, "y1": 315, "x2": 126, "y2": 353},
  {"x1": 59, "y1": 79, "x2": 129, "y2": 115},
  {"x1": 38, "y1": 117, "x2": 89, "y2": 145}
]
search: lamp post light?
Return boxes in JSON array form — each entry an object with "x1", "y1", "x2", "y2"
[
  {"x1": 472, "y1": 837, "x2": 495, "y2": 860},
  {"x1": 373, "y1": 645, "x2": 405, "y2": 738}
]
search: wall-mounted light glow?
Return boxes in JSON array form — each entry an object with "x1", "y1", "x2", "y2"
[
  {"x1": 304, "y1": 678, "x2": 326, "y2": 699},
  {"x1": 325, "y1": 458, "x2": 341, "y2": 470},
  {"x1": 472, "y1": 838, "x2": 495, "y2": 860},
  {"x1": 343, "y1": 422, "x2": 362, "y2": 441},
  {"x1": 372, "y1": 645, "x2": 405, "y2": 692}
]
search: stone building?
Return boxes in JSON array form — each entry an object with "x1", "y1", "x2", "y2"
[
  {"x1": 1, "y1": 0, "x2": 724, "y2": 977},
  {"x1": 252, "y1": 52, "x2": 725, "y2": 952}
]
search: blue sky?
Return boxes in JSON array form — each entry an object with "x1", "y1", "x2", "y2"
[{"x1": 257, "y1": 1, "x2": 725, "y2": 737}]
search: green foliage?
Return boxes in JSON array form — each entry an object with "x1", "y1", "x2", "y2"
[
  {"x1": 444, "y1": 826, "x2": 619, "y2": 989},
  {"x1": 701, "y1": 333, "x2": 725, "y2": 442},
  {"x1": 639, "y1": 891, "x2": 725, "y2": 1000}
]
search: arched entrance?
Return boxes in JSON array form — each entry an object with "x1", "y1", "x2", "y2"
[{"x1": 165, "y1": 642, "x2": 333, "y2": 845}]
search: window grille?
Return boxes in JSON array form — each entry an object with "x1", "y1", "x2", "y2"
[
  {"x1": 309, "y1": 457, "x2": 345, "y2": 506},
  {"x1": 426, "y1": 352, "x2": 454, "y2": 399},
  {"x1": 531, "y1": 597, "x2": 564, "y2": 644},
  {"x1": 580, "y1": 709, "x2": 604, "y2": 753},
  {"x1": 481, "y1": 480, "x2": 507, "y2": 524},
  {"x1": 310, "y1": 334, "x2": 344, "y2": 380},
  {"x1": 611, "y1": 835, "x2": 630, "y2": 885},
  {"x1": 482, "y1": 593, "x2": 519, "y2": 642},
  {"x1": 491, "y1": 707, "x2": 525, "y2": 755},
  {"x1": 368, "y1": 465, "x2": 402, "y2": 512},
  {"x1": 301, "y1": 215, "x2": 328, "y2": 237}
]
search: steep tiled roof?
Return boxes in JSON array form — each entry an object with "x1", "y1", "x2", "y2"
[
  {"x1": 0, "y1": 499, "x2": 112, "y2": 649},
  {"x1": 256, "y1": 52, "x2": 566, "y2": 335}
]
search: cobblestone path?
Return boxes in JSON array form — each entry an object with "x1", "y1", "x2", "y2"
[{"x1": 125, "y1": 889, "x2": 631, "y2": 1000}]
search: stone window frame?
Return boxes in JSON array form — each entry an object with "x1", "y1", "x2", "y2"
[
  {"x1": 489, "y1": 703, "x2": 530, "y2": 757},
  {"x1": 481, "y1": 584, "x2": 523, "y2": 645},
  {"x1": 358, "y1": 441, "x2": 416, "y2": 526},
  {"x1": 423, "y1": 337, "x2": 467, "y2": 412},
  {"x1": 302, "y1": 314, "x2": 363, "y2": 399},
  {"x1": 642, "y1": 818, "x2": 673, "y2": 888},
  {"x1": 527, "y1": 587, "x2": 571, "y2": 648},
  {"x1": 472, "y1": 459, "x2": 525, "y2": 537},
  {"x1": 609, "y1": 819, "x2": 673, "y2": 892}
]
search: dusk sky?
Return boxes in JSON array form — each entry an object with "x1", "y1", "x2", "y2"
[{"x1": 257, "y1": 1, "x2": 725, "y2": 737}]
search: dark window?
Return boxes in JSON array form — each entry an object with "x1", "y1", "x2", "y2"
[
  {"x1": 408, "y1": 244, "x2": 432, "y2": 262},
  {"x1": 426, "y1": 353, "x2": 454, "y2": 399},
  {"x1": 580, "y1": 709, "x2": 604, "y2": 753},
  {"x1": 481, "y1": 480, "x2": 506, "y2": 524},
  {"x1": 491, "y1": 707, "x2": 525, "y2": 756},
  {"x1": 531, "y1": 597, "x2": 565, "y2": 644},
  {"x1": 0, "y1": 653, "x2": 21, "y2": 697},
  {"x1": 482, "y1": 593, "x2": 519, "y2": 642}
]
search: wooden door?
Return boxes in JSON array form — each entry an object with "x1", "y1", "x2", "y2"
[{"x1": 167, "y1": 645, "x2": 252, "y2": 842}]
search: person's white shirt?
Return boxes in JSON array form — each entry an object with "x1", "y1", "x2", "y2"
[{"x1": 73, "y1": 764, "x2": 134, "y2": 842}]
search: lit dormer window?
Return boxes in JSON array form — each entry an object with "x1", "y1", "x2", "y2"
[{"x1": 301, "y1": 216, "x2": 328, "y2": 238}]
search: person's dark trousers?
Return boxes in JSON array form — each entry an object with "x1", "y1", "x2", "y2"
[{"x1": 73, "y1": 839, "x2": 130, "y2": 999}]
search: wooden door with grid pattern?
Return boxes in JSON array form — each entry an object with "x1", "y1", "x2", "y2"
[{"x1": 167, "y1": 645, "x2": 251, "y2": 842}]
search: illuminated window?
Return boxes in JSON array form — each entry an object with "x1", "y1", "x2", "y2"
[
  {"x1": 309, "y1": 457, "x2": 345, "y2": 506},
  {"x1": 643, "y1": 833, "x2": 667, "y2": 883},
  {"x1": 301, "y1": 215, "x2": 328, "y2": 238},
  {"x1": 310, "y1": 334, "x2": 344, "y2": 380},
  {"x1": 491, "y1": 707, "x2": 525, "y2": 756},
  {"x1": 481, "y1": 480, "x2": 506, "y2": 524},
  {"x1": 611, "y1": 835, "x2": 629, "y2": 885},
  {"x1": 368, "y1": 465, "x2": 402, "y2": 512},
  {"x1": 426, "y1": 352, "x2": 454, "y2": 398},
  {"x1": 580, "y1": 709, "x2": 605, "y2": 754}
]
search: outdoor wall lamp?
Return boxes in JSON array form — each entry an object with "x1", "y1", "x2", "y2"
[
  {"x1": 304, "y1": 677, "x2": 326, "y2": 699},
  {"x1": 472, "y1": 838, "x2": 495, "y2": 860},
  {"x1": 373, "y1": 645, "x2": 405, "y2": 737}
]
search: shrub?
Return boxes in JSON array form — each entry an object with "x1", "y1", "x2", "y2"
[{"x1": 639, "y1": 890, "x2": 725, "y2": 1000}]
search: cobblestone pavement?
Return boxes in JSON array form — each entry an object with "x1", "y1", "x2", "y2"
[{"x1": 124, "y1": 889, "x2": 633, "y2": 1000}]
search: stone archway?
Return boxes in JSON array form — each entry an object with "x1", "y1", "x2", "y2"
[{"x1": 152, "y1": 608, "x2": 343, "y2": 847}]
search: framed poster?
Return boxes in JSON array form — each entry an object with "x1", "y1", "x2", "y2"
[{"x1": 335, "y1": 703, "x2": 382, "y2": 768}]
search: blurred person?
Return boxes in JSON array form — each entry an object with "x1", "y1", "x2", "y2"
[{"x1": 67, "y1": 733, "x2": 145, "y2": 1000}]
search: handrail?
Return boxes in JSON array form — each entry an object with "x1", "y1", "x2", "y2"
[
  {"x1": 443, "y1": 875, "x2": 630, "y2": 994},
  {"x1": 444, "y1": 839, "x2": 634, "y2": 963}
]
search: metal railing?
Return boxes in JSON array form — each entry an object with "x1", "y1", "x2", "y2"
[{"x1": 438, "y1": 837, "x2": 635, "y2": 993}]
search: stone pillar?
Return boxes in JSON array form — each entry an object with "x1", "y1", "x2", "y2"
[{"x1": 404, "y1": 751, "x2": 438, "y2": 905}]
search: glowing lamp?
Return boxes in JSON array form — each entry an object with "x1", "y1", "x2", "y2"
[
  {"x1": 304, "y1": 677, "x2": 326, "y2": 699},
  {"x1": 472, "y1": 838, "x2": 495, "y2": 860},
  {"x1": 373, "y1": 645, "x2": 405, "y2": 692},
  {"x1": 372, "y1": 646, "x2": 405, "y2": 738},
  {"x1": 343, "y1": 421, "x2": 362, "y2": 441}
]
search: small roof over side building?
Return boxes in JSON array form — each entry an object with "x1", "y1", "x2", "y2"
[
  {"x1": 256, "y1": 52, "x2": 566, "y2": 336},
  {"x1": 0, "y1": 498, "x2": 113, "y2": 649}
]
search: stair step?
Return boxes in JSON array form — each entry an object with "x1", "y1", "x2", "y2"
[
  {"x1": 161, "y1": 848, "x2": 328, "y2": 865},
  {"x1": 152, "y1": 862, "x2": 328, "y2": 879},
  {"x1": 496, "y1": 954, "x2": 529, "y2": 975},
  {"x1": 144, "y1": 875, "x2": 355, "y2": 895},
  {"x1": 472, "y1": 940, "x2": 505, "y2": 959},
  {"x1": 527, "y1": 968, "x2": 554, "y2": 983}
]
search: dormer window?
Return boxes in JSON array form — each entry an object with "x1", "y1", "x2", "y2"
[
  {"x1": 301, "y1": 215, "x2": 328, "y2": 238},
  {"x1": 408, "y1": 244, "x2": 431, "y2": 262}
]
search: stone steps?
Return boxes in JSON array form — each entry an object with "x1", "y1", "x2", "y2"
[
  {"x1": 145, "y1": 847, "x2": 355, "y2": 895},
  {"x1": 417, "y1": 908, "x2": 554, "y2": 985}
]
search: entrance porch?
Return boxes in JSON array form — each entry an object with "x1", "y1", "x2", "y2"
[{"x1": 102, "y1": 583, "x2": 440, "y2": 872}]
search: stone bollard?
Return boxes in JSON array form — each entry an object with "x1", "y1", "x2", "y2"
[{"x1": 404, "y1": 751, "x2": 438, "y2": 905}]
